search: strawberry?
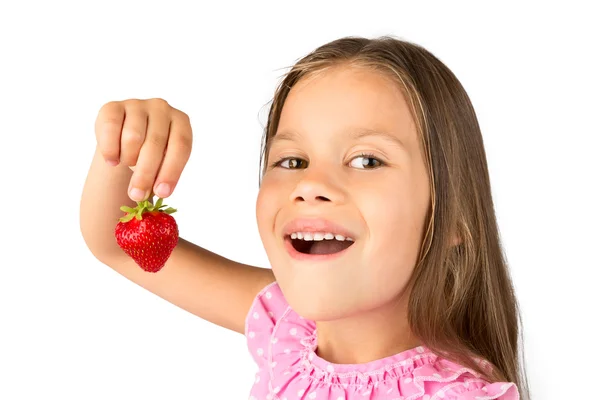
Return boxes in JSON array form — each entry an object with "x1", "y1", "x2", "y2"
[{"x1": 115, "y1": 197, "x2": 179, "y2": 273}]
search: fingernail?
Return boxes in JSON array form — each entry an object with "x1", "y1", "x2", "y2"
[
  {"x1": 106, "y1": 159, "x2": 119, "y2": 166},
  {"x1": 155, "y1": 183, "x2": 171, "y2": 198},
  {"x1": 129, "y1": 187, "x2": 147, "y2": 201}
]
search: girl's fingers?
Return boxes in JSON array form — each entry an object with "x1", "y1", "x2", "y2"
[
  {"x1": 153, "y1": 109, "x2": 193, "y2": 199},
  {"x1": 94, "y1": 98, "x2": 192, "y2": 202},
  {"x1": 95, "y1": 101, "x2": 125, "y2": 165},
  {"x1": 128, "y1": 102, "x2": 172, "y2": 201},
  {"x1": 119, "y1": 102, "x2": 148, "y2": 168}
]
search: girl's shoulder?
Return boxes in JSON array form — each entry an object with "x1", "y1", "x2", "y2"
[{"x1": 245, "y1": 282, "x2": 519, "y2": 400}]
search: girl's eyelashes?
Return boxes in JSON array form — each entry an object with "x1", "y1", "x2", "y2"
[
  {"x1": 269, "y1": 153, "x2": 385, "y2": 170},
  {"x1": 270, "y1": 157, "x2": 308, "y2": 169},
  {"x1": 349, "y1": 152, "x2": 385, "y2": 169}
]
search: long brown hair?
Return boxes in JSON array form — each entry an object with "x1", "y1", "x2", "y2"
[{"x1": 259, "y1": 35, "x2": 529, "y2": 399}]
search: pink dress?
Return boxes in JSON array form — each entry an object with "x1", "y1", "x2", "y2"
[{"x1": 245, "y1": 282, "x2": 519, "y2": 400}]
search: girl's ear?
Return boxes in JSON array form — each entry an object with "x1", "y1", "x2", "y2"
[
  {"x1": 447, "y1": 227, "x2": 462, "y2": 248},
  {"x1": 443, "y1": 234, "x2": 462, "y2": 250},
  {"x1": 452, "y1": 234, "x2": 462, "y2": 247}
]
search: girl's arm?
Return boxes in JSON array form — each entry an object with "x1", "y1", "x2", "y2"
[{"x1": 80, "y1": 99, "x2": 275, "y2": 334}]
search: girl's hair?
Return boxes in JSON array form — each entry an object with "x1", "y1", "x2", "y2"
[{"x1": 259, "y1": 35, "x2": 529, "y2": 399}]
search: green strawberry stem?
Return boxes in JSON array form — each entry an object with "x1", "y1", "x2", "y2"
[{"x1": 119, "y1": 196, "x2": 177, "y2": 223}]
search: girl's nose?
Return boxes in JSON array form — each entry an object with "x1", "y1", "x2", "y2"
[{"x1": 289, "y1": 168, "x2": 345, "y2": 205}]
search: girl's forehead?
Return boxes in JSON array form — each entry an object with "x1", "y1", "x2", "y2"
[
  {"x1": 281, "y1": 69, "x2": 410, "y2": 125},
  {"x1": 290, "y1": 66, "x2": 403, "y2": 104},
  {"x1": 274, "y1": 70, "x2": 415, "y2": 147}
]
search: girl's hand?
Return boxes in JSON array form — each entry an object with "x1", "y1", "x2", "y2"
[{"x1": 95, "y1": 98, "x2": 193, "y2": 201}]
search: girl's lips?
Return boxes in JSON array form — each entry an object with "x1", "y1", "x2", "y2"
[
  {"x1": 282, "y1": 217, "x2": 357, "y2": 240},
  {"x1": 283, "y1": 236, "x2": 354, "y2": 262}
]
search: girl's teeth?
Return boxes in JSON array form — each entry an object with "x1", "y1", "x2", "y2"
[{"x1": 289, "y1": 232, "x2": 354, "y2": 241}]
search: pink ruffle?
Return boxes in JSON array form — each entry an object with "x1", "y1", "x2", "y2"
[{"x1": 245, "y1": 282, "x2": 518, "y2": 399}]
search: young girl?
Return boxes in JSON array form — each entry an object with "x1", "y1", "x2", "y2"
[{"x1": 81, "y1": 35, "x2": 528, "y2": 399}]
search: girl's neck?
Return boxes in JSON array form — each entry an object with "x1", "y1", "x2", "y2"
[{"x1": 314, "y1": 291, "x2": 421, "y2": 365}]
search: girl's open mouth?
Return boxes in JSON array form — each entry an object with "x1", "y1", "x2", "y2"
[{"x1": 285, "y1": 232, "x2": 354, "y2": 259}]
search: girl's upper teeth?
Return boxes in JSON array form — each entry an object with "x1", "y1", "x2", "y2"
[{"x1": 290, "y1": 232, "x2": 353, "y2": 241}]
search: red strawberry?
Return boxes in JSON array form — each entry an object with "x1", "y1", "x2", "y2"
[{"x1": 115, "y1": 197, "x2": 179, "y2": 273}]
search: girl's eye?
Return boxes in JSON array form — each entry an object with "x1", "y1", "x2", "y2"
[
  {"x1": 271, "y1": 155, "x2": 383, "y2": 170},
  {"x1": 349, "y1": 154, "x2": 384, "y2": 169},
  {"x1": 275, "y1": 157, "x2": 308, "y2": 169}
]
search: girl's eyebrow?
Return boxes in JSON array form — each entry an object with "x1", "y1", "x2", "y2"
[
  {"x1": 272, "y1": 127, "x2": 406, "y2": 149},
  {"x1": 270, "y1": 129, "x2": 300, "y2": 145},
  {"x1": 349, "y1": 128, "x2": 406, "y2": 149}
]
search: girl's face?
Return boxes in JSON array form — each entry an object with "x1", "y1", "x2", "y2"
[{"x1": 256, "y1": 65, "x2": 431, "y2": 321}]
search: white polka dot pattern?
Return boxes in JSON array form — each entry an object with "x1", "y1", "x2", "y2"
[{"x1": 245, "y1": 282, "x2": 519, "y2": 399}]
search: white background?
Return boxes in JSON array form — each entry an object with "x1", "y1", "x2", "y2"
[{"x1": 1, "y1": 1, "x2": 598, "y2": 399}]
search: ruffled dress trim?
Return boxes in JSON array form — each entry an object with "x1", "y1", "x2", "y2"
[{"x1": 245, "y1": 282, "x2": 519, "y2": 399}]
